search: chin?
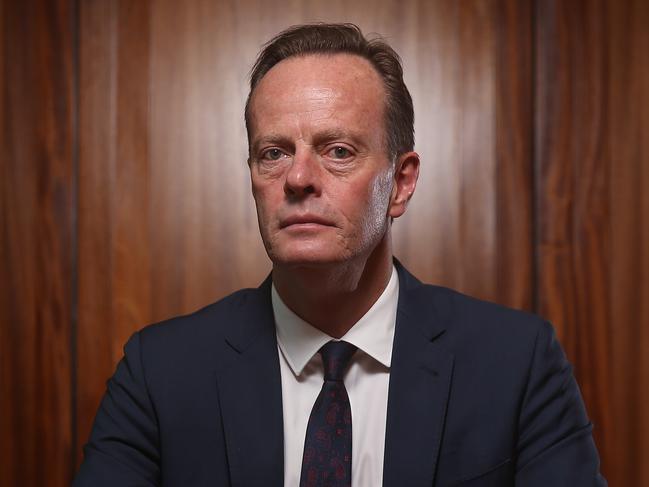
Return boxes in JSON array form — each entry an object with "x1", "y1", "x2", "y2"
[
  {"x1": 271, "y1": 253, "x2": 345, "y2": 268},
  {"x1": 263, "y1": 233, "x2": 341, "y2": 264},
  {"x1": 267, "y1": 244, "x2": 349, "y2": 268}
]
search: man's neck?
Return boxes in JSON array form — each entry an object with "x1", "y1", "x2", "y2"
[{"x1": 272, "y1": 236, "x2": 394, "y2": 338}]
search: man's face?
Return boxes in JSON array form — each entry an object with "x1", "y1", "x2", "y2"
[{"x1": 247, "y1": 53, "x2": 398, "y2": 267}]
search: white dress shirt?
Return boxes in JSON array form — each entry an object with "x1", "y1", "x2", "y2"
[{"x1": 272, "y1": 265, "x2": 399, "y2": 487}]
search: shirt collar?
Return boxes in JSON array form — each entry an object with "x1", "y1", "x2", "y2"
[{"x1": 272, "y1": 265, "x2": 399, "y2": 376}]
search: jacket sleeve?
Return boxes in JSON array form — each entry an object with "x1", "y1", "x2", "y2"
[
  {"x1": 73, "y1": 331, "x2": 160, "y2": 486},
  {"x1": 514, "y1": 321, "x2": 607, "y2": 486}
]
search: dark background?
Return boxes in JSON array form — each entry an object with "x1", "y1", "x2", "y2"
[{"x1": 1, "y1": 0, "x2": 647, "y2": 485}]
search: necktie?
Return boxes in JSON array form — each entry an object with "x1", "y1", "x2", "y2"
[{"x1": 299, "y1": 340, "x2": 358, "y2": 487}]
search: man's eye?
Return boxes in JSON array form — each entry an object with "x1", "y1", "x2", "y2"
[
  {"x1": 262, "y1": 148, "x2": 285, "y2": 161},
  {"x1": 328, "y1": 146, "x2": 352, "y2": 159}
]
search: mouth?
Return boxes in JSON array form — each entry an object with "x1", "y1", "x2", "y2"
[{"x1": 279, "y1": 214, "x2": 335, "y2": 229}]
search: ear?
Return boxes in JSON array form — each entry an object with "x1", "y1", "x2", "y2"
[{"x1": 388, "y1": 151, "x2": 420, "y2": 219}]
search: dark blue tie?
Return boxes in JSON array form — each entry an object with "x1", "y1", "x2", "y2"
[{"x1": 299, "y1": 340, "x2": 358, "y2": 487}]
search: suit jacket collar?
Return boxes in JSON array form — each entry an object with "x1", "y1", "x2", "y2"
[
  {"x1": 215, "y1": 262, "x2": 454, "y2": 486},
  {"x1": 215, "y1": 275, "x2": 285, "y2": 487}
]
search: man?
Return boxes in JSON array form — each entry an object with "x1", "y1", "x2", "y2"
[{"x1": 75, "y1": 23, "x2": 606, "y2": 486}]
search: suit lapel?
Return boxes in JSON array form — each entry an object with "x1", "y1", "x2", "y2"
[
  {"x1": 383, "y1": 263, "x2": 455, "y2": 487},
  {"x1": 215, "y1": 276, "x2": 284, "y2": 487}
]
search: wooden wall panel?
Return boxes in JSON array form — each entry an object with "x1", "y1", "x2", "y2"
[
  {"x1": 607, "y1": 1, "x2": 649, "y2": 484},
  {"x1": 494, "y1": 0, "x2": 533, "y2": 310},
  {"x1": 148, "y1": 0, "x2": 270, "y2": 322},
  {"x1": 535, "y1": 0, "x2": 612, "y2": 473},
  {"x1": 76, "y1": 0, "x2": 153, "y2": 463},
  {"x1": 0, "y1": 0, "x2": 76, "y2": 485},
  {"x1": 76, "y1": 0, "x2": 116, "y2": 460},
  {"x1": 394, "y1": 0, "x2": 503, "y2": 301},
  {"x1": 536, "y1": 0, "x2": 649, "y2": 483},
  {"x1": 384, "y1": 0, "x2": 533, "y2": 309}
]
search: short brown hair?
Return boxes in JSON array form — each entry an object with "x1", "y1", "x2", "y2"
[{"x1": 245, "y1": 23, "x2": 414, "y2": 159}]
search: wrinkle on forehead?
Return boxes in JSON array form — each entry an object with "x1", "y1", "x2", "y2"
[
  {"x1": 251, "y1": 53, "x2": 384, "y2": 108},
  {"x1": 277, "y1": 87, "x2": 337, "y2": 122}
]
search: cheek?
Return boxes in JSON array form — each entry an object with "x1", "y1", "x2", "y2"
[
  {"x1": 251, "y1": 183, "x2": 278, "y2": 234},
  {"x1": 344, "y1": 170, "x2": 393, "y2": 238},
  {"x1": 370, "y1": 170, "x2": 394, "y2": 213},
  {"x1": 252, "y1": 177, "x2": 276, "y2": 210}
]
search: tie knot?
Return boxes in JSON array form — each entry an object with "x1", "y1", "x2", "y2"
[{"x1": 319, "y1": 340, "x2": 357, "y2": 382}]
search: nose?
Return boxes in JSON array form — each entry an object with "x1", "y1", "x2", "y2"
[{"x1": 284, "y1": 148, "x2": 321, "y2": 198}]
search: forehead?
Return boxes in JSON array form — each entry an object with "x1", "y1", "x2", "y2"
[{"x1": 248, "y1": 53, "x2": 386, "y2": 136}]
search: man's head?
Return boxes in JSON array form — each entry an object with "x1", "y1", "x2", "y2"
[{"x1": 246, "y1": 24, "x2": 419, "y2": 269}]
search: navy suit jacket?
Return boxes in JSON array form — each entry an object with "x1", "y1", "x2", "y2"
[{"x1": 74, "y1": 262, "x2": 606, "y2": 486}]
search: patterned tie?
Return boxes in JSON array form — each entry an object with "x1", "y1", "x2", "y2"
[{"x1": 299, "y1": 340, "x2": 358, "y2": 487}]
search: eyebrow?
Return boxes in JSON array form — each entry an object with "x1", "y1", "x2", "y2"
[
  {"x1": 251, "y1": 134, "x2": 292, "y2": 154},
  {"x1": 252, "y1": 129, "x2": 366, "y2": 154},
  {"x1": 311, "y1": 129, "x2": 365, "y2": 147}
]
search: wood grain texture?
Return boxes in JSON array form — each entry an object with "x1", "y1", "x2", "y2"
[
  {"x1": 607, "y1": 1, "x2": 649, "y2": 484},
  {"x1": 148, "y1": 0, "x2": 270, "y2": 322},
  {"x1": 535, "y1": 0, "x2": 649, "y2": 483},
  {"x1": 388, "y1": 0, "x2": 533, "y2": 309},
  {"x1": 76, "y1": 0, "x2": 115, "y2": 463},
  {"x1": 535, "y1": 0, "x2": 612, "y2": 472},
  {"x1": 0, "y1": 0, "x2": 76, "y2": 485},
  {"x1": 494, "y1": 0, "x2": 533, "y2": 310},
  {"x1": 76, "y1": 0, "x2": 154, "y2": 464},
  {"x1": 393, "y1": 0, "x2": 502, "y2": 300}
]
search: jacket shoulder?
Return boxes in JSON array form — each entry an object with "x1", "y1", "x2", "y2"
[
  {"x1": 408, "y1": 279, "x2": 547, "y2": 343},
  {"x1": 396, "y1": 261, "x2": 545, "y2": 344},
  {"x1": 137, "y1": 285, "x2": 266, "y2": 357}
]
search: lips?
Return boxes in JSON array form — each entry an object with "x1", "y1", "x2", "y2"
[{"x1": 279, "y1": 214, "x2": 335, "y2": 229}]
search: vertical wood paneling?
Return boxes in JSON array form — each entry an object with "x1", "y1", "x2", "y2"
[
  {"x1": 76, "y1": 0, "x2": 116, "y2": 461},
  {"x1": 148, "y1": 0, "x2": 270, "y2": 322},
  {"x1": 494, "y1": 0, "x2": 533, "y2": 310},
  {"x1": 607, "y1": 1, "x2": 649, "y2": 484},
  {"x1": 456, "y1": 0, "x2": 498, "y2": 300},
  {"x1": 0, "y1": 0, "x2": 76, "y2": 485},
  {"x1": 536, "y1": 0, "x2": 649, "y2": 483},
  {"x1": 77, "y1": 0, "x2": 153, "y2": 463},
  {"x1": 390, "y1": 0, "x2": 534, "y2": 308},
  {"x1": 395, "y1": 1, "x2": 464, "y2": 285},
  {"x1": 535, "y1": 0, "x2": 613, "y2": 473}
]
